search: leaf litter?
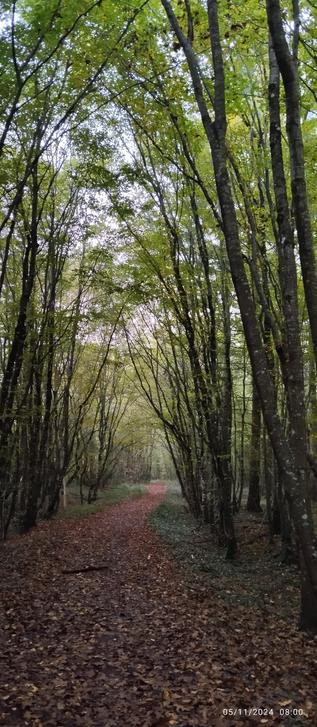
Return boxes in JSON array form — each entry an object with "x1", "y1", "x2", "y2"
[{"x1": 0, "y1": 483, "x2": 316, "y2": 727}]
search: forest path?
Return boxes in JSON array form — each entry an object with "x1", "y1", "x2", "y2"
[{"x1": 1, "y1": 484, "x2": 316, "y2": 727}]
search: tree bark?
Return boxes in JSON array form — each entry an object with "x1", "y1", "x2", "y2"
[
  {"x1": 266, "y1": 0, "x2": 317, "y2": 368},
  {"x1": 247, "y1": 381, "x2": 262, "y2": 512}
]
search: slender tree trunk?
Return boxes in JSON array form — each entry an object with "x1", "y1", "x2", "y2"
[
  {"x1": 0, "y1": 162, "x2": 40, "y2": 531},
  {"x1": 266, "y1": 0, "x2": 317, "y2": 367},
  {"x1": 247, "y1": 381, "x2": 262, "y2": 512},
  {"x1": 219, "y1": 250, "x2": 236, "y2": 557},
  {"x1": 268, "y1": 37, "x2": 309, "y2": 497}
]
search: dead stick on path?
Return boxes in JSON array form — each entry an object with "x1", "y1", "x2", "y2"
[
  {"x1": 188, "y1": 538, "x2": 214, "y2": 545},
  {"x1": 62, "y1": 565, "x2": 109, "y2": 574}
]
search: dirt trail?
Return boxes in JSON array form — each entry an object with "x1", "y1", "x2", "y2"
[{"x1": 0, "y1": 484, "x2": 316, "y2": 727}]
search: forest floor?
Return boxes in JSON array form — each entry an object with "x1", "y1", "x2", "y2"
[{"x1": 0, "y1": 483, "x2": 317, "y2": 727}]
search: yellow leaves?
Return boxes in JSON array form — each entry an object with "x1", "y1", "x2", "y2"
[{"x1": 227, "y1": 114, "x2": 246, "y2": 134}]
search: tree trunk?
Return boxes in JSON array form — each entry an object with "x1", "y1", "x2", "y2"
[
  {"x1": 266, "y1": 0, "x2": 317, "y2": 368},
  {"x1": 247, "y1": 381, "x2": 262, "y2": 512}
]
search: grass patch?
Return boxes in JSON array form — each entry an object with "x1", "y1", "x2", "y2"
[
  {"x1": 150, "y1": 488, "x2": 301, "y2": 621},
  {"x1": 58, "y1": 483, "x2": 146, "y2": 520},
  {"x1": 150, "y1": 489, "x2": 215, "y2": 573},
  {"x1": 150, "y1": 494, "x2": 188, "y2": 538}
]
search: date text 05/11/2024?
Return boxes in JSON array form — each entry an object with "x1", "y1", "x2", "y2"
[{"x1": 222, "y1": 707, "x2": 305, "y2": 718}]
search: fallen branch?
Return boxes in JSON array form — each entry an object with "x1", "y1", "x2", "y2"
[
  {"x1": 187, "y1": 537, "x2": 214, "y2": 545},
  {"x1": 62, "y1": 565, "x2": 109, "y2": 574}
]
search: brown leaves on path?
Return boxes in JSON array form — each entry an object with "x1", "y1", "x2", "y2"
[{"x1": 0, "y1": 483, "x2": 316, "y2": 726}]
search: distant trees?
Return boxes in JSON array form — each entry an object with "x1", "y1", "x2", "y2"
[{"x1": 0, "y1": 0, "x2": 156, "y2": 535}]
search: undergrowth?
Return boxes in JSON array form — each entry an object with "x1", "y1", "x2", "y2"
[
  {"x1": 58, "y1": 484, "x2": 146, "y2": 520},
  {"x1": 150, "y1": 488, "x2": 301, "y2": 620},
  {"x1": 150, "y1": 490, "x2": 214, "y2": 573}
]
